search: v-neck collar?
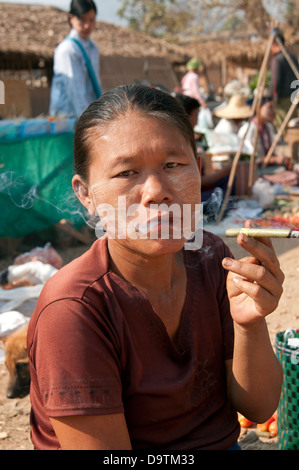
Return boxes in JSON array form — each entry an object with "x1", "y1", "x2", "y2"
[{"x1": 105, "y1": 242, "x2": 194, "y2": 360}]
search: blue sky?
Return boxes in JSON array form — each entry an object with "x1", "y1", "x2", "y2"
[{"x1": 0, "y1": 0, "x2": 127, "y2": 25}]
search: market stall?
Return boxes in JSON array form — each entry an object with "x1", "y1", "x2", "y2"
[{"x1": 0, "y1": 118, "x2": 85, "y2": 239}]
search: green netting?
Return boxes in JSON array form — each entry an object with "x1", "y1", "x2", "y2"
[
  {"x1": 0, "y1": 133, "x2": 84, "y2": 238},
  {"x1": 275, "y1": 330, "x2": 299, "y2": 450}
]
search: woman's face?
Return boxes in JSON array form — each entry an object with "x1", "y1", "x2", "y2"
[
  {"x1": 73, "y1": 110, "x2": 202, "y2": 256},
  {"x1": 69, "y1": 9, "x2": 96, "y2": 41},
  {"x1": 260, "y1": 101, "x2": 274, "y2": 123}
]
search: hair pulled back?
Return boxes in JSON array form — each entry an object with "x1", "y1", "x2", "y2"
[
  {"x1": 69, "y1": 0, "x2": 97, "y2": 18},
  {"x1": 74, "y1": 85, "x2": 198, "y2": 181}
]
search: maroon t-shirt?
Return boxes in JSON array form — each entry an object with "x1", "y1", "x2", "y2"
[{"x1": 27, "y1": 232, "x2": 240, "y2": 450}]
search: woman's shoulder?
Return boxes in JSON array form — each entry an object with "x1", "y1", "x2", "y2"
[
  {"x1": 27, "y1": 237, "x2": 112, "y2": 350},
  {"x1": 38, "y1": 236, "x2": 110, "y2": 304}
]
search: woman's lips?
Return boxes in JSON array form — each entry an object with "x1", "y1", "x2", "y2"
[{"x1": 137, "y1": 216, "x2": 179, "y2": 236}]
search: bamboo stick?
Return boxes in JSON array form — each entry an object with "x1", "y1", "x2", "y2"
[
  {"x1": 260, "y1": 33, "x2": 299, "y2": 168},
  {"x1": 248, "y1": 62, "x2": 270, "y2": 192},
  {"x1": 275, "y1": 36, "x2": 299, "y2": 81}
]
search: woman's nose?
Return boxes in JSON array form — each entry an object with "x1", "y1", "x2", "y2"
[{"x1": 141, "y1": 174, "x2": 172, "y2": 206}]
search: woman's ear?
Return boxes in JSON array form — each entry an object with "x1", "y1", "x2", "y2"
[
  {"x1": 197, "y1": 155, "x2": 202, "y2": 174},
  {"x1": 72, "y1": 175, "x2": 96, "y2": 215}
]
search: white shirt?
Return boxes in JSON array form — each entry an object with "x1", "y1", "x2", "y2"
[
  {"x1": 238, "y1": 120, "x2": 277, "y2": 157},
  {"x1": 49, "y1": 29, "x2": 101, "y2": 118},
  {"x1": 214, "y1": 118, "x2": 240, "y2": 134}
]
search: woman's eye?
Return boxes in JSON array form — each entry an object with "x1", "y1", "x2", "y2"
[
  {"x1": 117, "y1": 170, "x2": 135, "y2": 178},
  {"x1": 165, "y1": 162, "x2": 179, "y2": 169}
]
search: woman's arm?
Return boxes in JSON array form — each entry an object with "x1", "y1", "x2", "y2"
[
  {"x1": 223, "y1": 221, "x2": 284, "y2": 423},
  {"x1": 50, "y1": 413, "x2": 132, "y2": 450},
  {"x1": 225, "y1": 319, "x2": 283, "y2": 422}
]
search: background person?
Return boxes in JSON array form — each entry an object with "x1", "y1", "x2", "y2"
[
  {"x1": 213, "y1": 95, "x2": 252, "y2": 134},
  {"x1": 269, "y1": 31, "x2": 299, "y2": 131},
  {"x1": 174, "y1": 93, "x2": 201, "y2": 129},
  {"x1": 181, "y1": 57, "x2": 207, "y2": 108},
  {"x1": 238, "y1": 96, "x2": 280, "y2": 166},
  {"x1": 49, "y1": 0, "x2": 101, "y2": 118},
  {"x1": 174, "y1": 93, "x2": 232, "y2": 202}
]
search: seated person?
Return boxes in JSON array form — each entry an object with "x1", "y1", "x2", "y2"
[
  {"x1": 200, "y1": 161, "x2": 233, "y2": 202},
  {"x1": 238, "y1": 96, "x2": 281, "y2": 166},
  {"x1": 174, "y1": 93, "x2": 201, "y2": 129},
  {"x1": 213, "y1": 95, "x2": 252, "y2": 134},
  {"x1": 27, "y1": 85, "x2": 283, "y2": 450},
  {"x1": 175, "y1": 93, "x2": 233, "y2": 202}
]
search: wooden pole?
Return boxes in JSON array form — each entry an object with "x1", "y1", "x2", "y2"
[
  {"x1": 249, "y1": 29, "x2": 275, "y2": 114},
  {"x1": 216, "y1": 30, "x2": 275, "y2": 224},
  {"x1": 275, "y1": 36, "x2": 299, "y2": 81},
  {"x1": 216, "y1": 129, "x2": 252, "y2": 223},
  {"x1": 248, "y1": 58, "x2": 270, "y2": 192},
  {"x1": 260, "y1": 34, "x2": 299, "y2": 168}
]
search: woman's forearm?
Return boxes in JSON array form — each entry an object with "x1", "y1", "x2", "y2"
[{"x1": 228, "y1": 319, "x2": 283, "y2": 423}]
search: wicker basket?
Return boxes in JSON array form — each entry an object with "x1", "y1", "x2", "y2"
[{"x1": 275, "y1": 329, "x2": 299, "y2": 450}]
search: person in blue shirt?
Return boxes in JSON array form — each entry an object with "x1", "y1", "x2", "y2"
[{"x1": 49, "y1": 0, "x2": 102, "y2": 118}]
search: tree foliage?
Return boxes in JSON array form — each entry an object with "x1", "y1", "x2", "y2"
[
  {"x1": 117, "y1": 0, "x2": 198, "y2": 40},
  {"x1": 117, "y1": 0, "x2": 297, "y2": 41}
]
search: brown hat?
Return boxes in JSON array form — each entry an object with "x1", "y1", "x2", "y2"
[{"x1": 214, "y1": 94, "x2": 252, "y2": 119}]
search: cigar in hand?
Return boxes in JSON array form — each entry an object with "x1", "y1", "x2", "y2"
[{"x1": 225, "y1": 228, "x2": 299, "y2": 238}]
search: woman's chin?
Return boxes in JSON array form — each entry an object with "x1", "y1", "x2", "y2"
[{"x1": 109, "y1": 235, "x2": 187, "y2": 257}]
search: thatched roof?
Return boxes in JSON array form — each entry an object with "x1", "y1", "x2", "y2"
[
  {"x1": 1, "y1": 2, "x2": 297, "y2": 74},
  {"x1": 189, "y1": 35, "x2": 299, "y2": 68},
  {"x1": 187, "y1": 38, "x2": 265, "y2": 69},
  {"x1": 0, "y1": 2, "x2": 188, "y2": 64}
]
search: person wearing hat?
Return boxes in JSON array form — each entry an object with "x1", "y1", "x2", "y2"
[
  {"x1": 181, "y1": 58, "x2": 207, "y2": 108},
  {"x1": 238, "y1": 94, "x2": 278, "y2": 161},
  {"x1": 213, "y1": 94, "x2": 252, "y2": 135}
]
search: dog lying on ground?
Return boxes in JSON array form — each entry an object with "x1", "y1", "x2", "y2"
[{"x1": 1, "y1": 325, "x2": 30, "y2": 399}]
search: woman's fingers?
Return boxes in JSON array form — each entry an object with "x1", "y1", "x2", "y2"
[
  {"x1": 230, "y1": 275, "x2": 281, "y2": 317},
  {"x1": 223, "y1": 256, "x2": 283, "y2": 298},
  {"x1": 235, "y1": 233, "x2": 285, "y2": 285},
  {"x1": 223, "y1": 219, "x2": 285, "y2": 321}
]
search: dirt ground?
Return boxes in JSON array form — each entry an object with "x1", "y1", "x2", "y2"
[{"x1": 0, "y1": 235, "x2": 298, "y2": 451}]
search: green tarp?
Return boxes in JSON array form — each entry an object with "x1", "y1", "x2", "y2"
[{"x1": 0, "y1": 133, "x2": 84, "y2": 238}]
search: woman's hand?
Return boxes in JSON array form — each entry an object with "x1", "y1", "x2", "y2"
[{"x1": 222, "y1": 220, "x2": 285, "y2": 327}]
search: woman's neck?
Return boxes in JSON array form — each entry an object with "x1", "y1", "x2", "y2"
[{"x1": 107, "y1": 239, "x2": 184, "y2": 295}]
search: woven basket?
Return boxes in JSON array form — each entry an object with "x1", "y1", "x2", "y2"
[{"x1": 275, "y1": 329, "x2": 299, "y2": 450}]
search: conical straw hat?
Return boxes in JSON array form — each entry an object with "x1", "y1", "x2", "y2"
[{"x1": 214, "y1": 94, "x2": 252, "y2": 119}]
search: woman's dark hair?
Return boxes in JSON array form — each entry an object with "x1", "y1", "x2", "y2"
[
  {"x1": 69, "y1": 0, "x2": 97, "y2": 18},
  {"x1": 74, "y1": 85, "x2": 198, "y2": 181},
  {"x1": 174, "y1": 93, "x2": 200, "y2": 116}
]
